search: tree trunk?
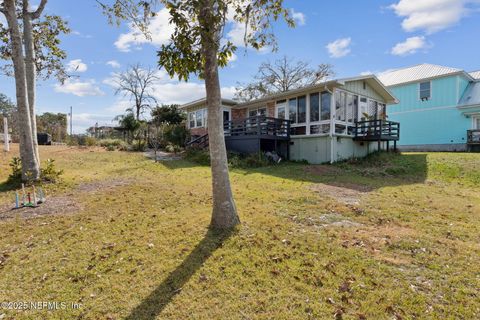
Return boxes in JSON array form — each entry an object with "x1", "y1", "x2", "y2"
[
  {"x1": 3, "y1": 0, "x2": 40, "y2": 181},
  {"x1": 200, "y1": 2, "x2": 240, "y2": 229},
  {"x1": 23, "y1": 0, "x2": 41, "y2": 166}
]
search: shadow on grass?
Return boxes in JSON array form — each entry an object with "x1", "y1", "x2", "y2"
[
  {"x1": 0, "y1": 179, "x2": 20, "y2": 193},
  {"x1": 161, "y1": 152, "x2": 429, "y2": 191},
  {"x1": 125, "y1": 227, "x2": 236, "y2": 320}
]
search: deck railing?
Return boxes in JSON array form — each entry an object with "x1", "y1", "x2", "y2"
[
  {"x1": 467, "y1": 129, "x2": 480, "y2": 145},
  {"x1": 224, "y1": 116, "x2": 291, "y2": 138},
  {"x1": 353, "y1": 120, "x2": 400, "y2": 141}
]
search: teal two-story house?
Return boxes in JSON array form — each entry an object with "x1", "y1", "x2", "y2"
[{"x1": 378, "y1": 64, "x2": 480, "y2": 151}]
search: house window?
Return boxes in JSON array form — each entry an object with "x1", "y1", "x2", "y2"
[
  {"x1": 310, "y1": 124, "x2": 330, "y2": 134},
  {"x1": 310, "y1": 93, "x2": 320, "y2": 122},
  {"x1": 419, "y1": 81, "x2": 431, "y2": 101},
  {"x1": 289, "y1": 98, "x2": 297, "y2": 124},
  {"x1": 298, "y1": 96, "x2": 306, "y2": 123},
  {"x1": 189, "y1": 112, "x2": 195, "y2": 128},
  {"x1": 195, "y1": 110, "x2": 204, "y2": 127},
  {"x1": 321, "y1": 92, "x2": 331, "y2": 120},
  {"x1": 249, "y1": 107, "x2": 267, "y2": 117}
]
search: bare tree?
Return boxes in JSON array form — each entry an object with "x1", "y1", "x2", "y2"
[
  {"x1": 235, "y1": 56, "x2": 334, "y2": 102},
  {"x1": 113, "y1": 64, "x2": 159, "y2": 120}
]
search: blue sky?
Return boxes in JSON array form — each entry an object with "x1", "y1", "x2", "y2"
[{"x1": 1, "y1": 0, "x2": 480, "y2": 133}]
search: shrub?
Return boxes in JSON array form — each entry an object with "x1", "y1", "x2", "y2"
[
  {"x1": 7, "y1": 157, "x2": 63, "y2": 184},
  {"x1": 184, "y1": 148, "x2": 210, "y2": 166},
  {"x1": 163, "y1": 124, "x2": 190, "y2": 147},
  {"x1": 184, "y1": 149, "x2": 275, "y2": 169},
  {"x1": 98, "y1": 139, "x2": 128, "y2": 151},
  {"x1": 129, "y1": 140, "x2": 147, "y2": 152},
  {"x1": 165, "y1": 143, "x2": 182, "y2": 153},
  {"x1": 8, "y1": 157, "x2": 22, "y2": 182},
  {"x1": 40, "y1": 159, "x2": 64, "y2": 183},
  {"x1": 67, "y1": 135, "x2": 97, "y2": 146}
]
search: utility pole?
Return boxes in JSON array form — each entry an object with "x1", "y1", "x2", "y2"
[
  {"x1": 3, "y1": 116, "x2": 9, "y2": 152},
  {"x1": 69, "y1": 106, "x2": 73, "y2": 136}
]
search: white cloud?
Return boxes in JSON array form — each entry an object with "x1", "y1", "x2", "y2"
[
  {"x1": 115, "y1": 8, "x2": 175, "y2": 52},
  {"x1": 391, "y1": 36, "x2": 429, "y2": 56},
  {"x1": 72, "y1": 30, "x2": 93, "y2": 39},
  {"x1": 390, "y1": 0, "x2": 479, "y2": 34},
  {"x1": 106, "y1": 60, "x2": 121, "y2": 68},
  {"x1": 54, "y1": 79, "x2": 105, "y2": 97},
  {"x1": 291, "y1": 9, "x2": 306, "y2": 26},
  {"x1": 326, "y1": 37, "x2": 352, "y2": 58},
  {"x1": 66, "y1": 59, "x2": 88, "y2": 73}
]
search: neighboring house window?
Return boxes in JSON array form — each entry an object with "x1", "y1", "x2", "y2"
[{"x1": 419, "y1": 81, "x2": 431, "y2": 101}]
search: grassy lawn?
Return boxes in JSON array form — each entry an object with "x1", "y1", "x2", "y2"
[{"x1": 0, "y1": 145, "x2": 479, "y2": 319}]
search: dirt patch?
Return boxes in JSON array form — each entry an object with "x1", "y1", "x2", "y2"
[
  {"x1": 310, "y1": 183, "x2": 372, "y2": 205},
  {"x1": 0, "y1": 178, "x2": 134, "y2": 221},
  {"x1": 305, "y1": 165, "x2": 341, "y2": 176},
  {"x1": 0, "y1": 196, "x2": 80, "y2": 220},
  {"x1": 290, "y1": 212, "x2": 363, "y2": 229}
]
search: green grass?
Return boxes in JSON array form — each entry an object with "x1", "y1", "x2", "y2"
[{"x1": 0, "y1": 146, "x2": 479, "y2": 319}]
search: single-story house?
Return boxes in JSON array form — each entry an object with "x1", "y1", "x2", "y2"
[
  {"x1": 180, "y1": 75, "x2": 400, "y2": 164},
  {"x1": 378, "y1": 64, "x2": 480, "y2": 152}
]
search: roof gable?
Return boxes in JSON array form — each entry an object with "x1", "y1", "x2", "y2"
[
  {"x1": 469, "y1": 70, "x2": 480, "y2": 80},
  {"x1": 378, "y1": 63, "x2": 464, "y2": 87}
]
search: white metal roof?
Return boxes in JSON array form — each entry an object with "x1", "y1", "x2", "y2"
[
  {"x1": 458, "y1": 82, "x2": 480, "y2": 108},
  {"x1": 469, "y1": 70, "x2": 480, "y2": 80},
  {"x1": 378, "y1": 63, "x2": 464, "y2": 87}
]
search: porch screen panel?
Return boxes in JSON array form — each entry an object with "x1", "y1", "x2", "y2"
[
  {"x1": 298, "y1": 96, "x2": 306, "y2": 123},
  {"x1": 289, "y1": 98, "x2": 297, "y2": 124},
  {"x1": 346, "y1": 94, "x2": 357, "y2": 123},
  {"x1": 377, "y1": 103, "x2": 386, "y2": 120},
  {"x1": 335, "y1": 91, "x2": 346, "y2": 121},
  {"x1": 321, "y1": 92, "x2": 331, "y2": 120},
  {"x1": 368, "y1": 100, "x2": 377, "y2": 119},
  {"x1": 310, "y1": 93, "x2": 320, "y2": 122}
]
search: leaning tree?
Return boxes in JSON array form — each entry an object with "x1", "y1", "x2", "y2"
[
  {"x1": 99, "y1": 0, "x2": 295, "y2": 229},
  {"x1": 0, "y1": 0, "x2": 69, "y2": 181}
]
